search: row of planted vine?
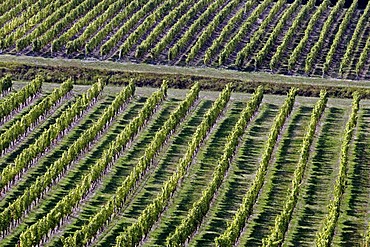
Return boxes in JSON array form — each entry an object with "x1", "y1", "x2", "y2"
[
  {"x1": 270, "y1": 0, "x2": 316, "y2": 70},
  {"x1": 166, "y1": 86, "x2": 264, "y2": 245},
  {"x1": 0, "y1": 76, "x2": 41, "y2": 123},
  {"x1": 2, "y1": 0, "x2": 370, "y2": 78},
  {"x1": 115, "y1": 84, "x2": 232, "y2": 246},
  {"x1": 339, "y1": 0, "x2": 370, "y2": 74},
  {"x1": 262, "y1": 90, "x2": 328, "y2": 246},
  {"x1": 18, "y1": 82, "x2": 168, "y2": 246},
  {"x1": 0, "y1": 77, "x2": 72, "y2": 155},
  {"x1": 235, "y1": 0, "x2": 289, "y2": 67},
  {"x1": 0, "y1": 77, "x2": 368, "y2": 246},
  {"x1": 0, "y1": 79, "x2": 135, "y2": 237},
  {"x1": 62, "y1": 81, "x2": 200, "y2": 246},
  {"x1": 215, "y1": 87, "x2": 297, "y2": 246},
  {"x1": 0, "y1": 75, "x2": 12, "y2": 97},
  {"x1": 0, "y1": 79, "x2": 101, "y2": 194},
  {"x1": 315, "y1": 92, "x2": 360, "y2": 246}
]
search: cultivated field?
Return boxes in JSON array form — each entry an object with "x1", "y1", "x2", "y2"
[
  {"x1": 0, "y1": 78, "x2": 369, "y2": 246},
  {"x1": 0, "y1": 0, "x2": 370, "y2": 80}
]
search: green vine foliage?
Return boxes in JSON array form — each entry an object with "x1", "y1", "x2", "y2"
[
  {"x1": 215, "y1": 87, "x2": 297, "y2": 246},
  {"x1": 115, "y1": 84, "x2": 232, "y2": 247}
]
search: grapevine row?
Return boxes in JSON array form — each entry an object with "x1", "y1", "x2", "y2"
[
  {"x1": 166, "y1": 86, "x2": 263, "y2": 246},
  {"x1": 86, "y1": 0, "x2": 144, "y2": 54},
  {"x1": 204, "y1": 0, "x2": 254, "y2": 65},
  {"x1": 0, "y1": 77, "x2": 70, "y2": 155},
  {"x1": 0, "y1": 79, "x2": 103, "y2": 194},
  {"x1": 18, "y1": 82, "x2": 167, "y2": 247},
  {"x1": 135, "y1": 0, "x2": 194, "y2": 58},
  {"x1": 288, "y1": 0, "x2": 330, "y2": 71},
  {"x1": 215, "y1": 87, "x2": 297, "y2": 246},
  {"x1": 63, "y1": 82, "x2": 200, "y2": 246},
  {"x1": 270, "y1": 0, "x2": 315, "y2": 70},
  {"x1": 66, "y1": 0, "x2": 131, "y2": 53},
  {"x1": 366, "y1": 225, "x2": 370, "y2": 247},
  {"x1": 1, "y1": 0, "x2": 66, "y2": 49},
  {"x1": 0, "y1": 80, "x2": 135, "y2": 236},
  {"x1": 0, "y1": 0, "x2": 21, "y2": 17},
  {"x1": 186, "y1": 0, "x2": 241, "y2": 63},
  {"x1": 0, "y1": 75, "x2": 12, "y2": 97},
  {"x1": 117, "y1": 0, "x2": 179, "y2": 58},
  {"x1": 0, "y1": 0, "x2": 50, "y2": 39},
  {"x1": 262, "y1": 90, "x2": 328, "y2": 246},
  {"x1": 305, "y1": 0, "x2": 345, "y2": 73},
  {"x1": 114, "y1": 84, "x2": 232, "y2": 247},
  {"x1": 218, "y1": 0, "x2": 271, "y2": 65},
  {"x1": 150, "y1": 0, "x2": 213, "y2": 58},
  {"x1": 355, "y1": 35, "x2": 370, "y2": 76},
  {"x1": 167, "y1": 0, "x2": 227, "y2": 60},
  {"x1": 16, "y1": 0, "x2": 85, "y2": 51},
  {"x1": 51, "y1": 0, "x2": 117, "y2": 52},
  {"x1": 315, "y1": 92, "x2": 360, "y2": 246},
  {"x1": 235, "y1": 0, "x2": 288, "y2": 67},
  {"x1": 33, "y1": 0, "x2": 101, "y2": 52},
  {"x1": 323, "y1": 0, "x2": 358, "y2": 74},
  {"x1": 100, "y1": 0, "x2": 162, "y2": 56},
  {"x1": 0, "y1": 0, "x2": 38, "y2": 27},
  {"x1": 0, "y1": 77, "x2": 42, "y2": 124},
  {"x1": 339, "y1": 1, "x2": 370, "y2": 74},
  {"x1": 255, "y1": 0, "x2": 301, "y2": 68}
]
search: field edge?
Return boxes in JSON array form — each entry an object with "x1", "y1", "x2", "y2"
[{"x1": 1, "y1": 55, "x2": 370, "y2": 98}]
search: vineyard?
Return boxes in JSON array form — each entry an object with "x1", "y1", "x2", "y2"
[
  {"x1": 0, "y1": 77, "x2": 368, "y2": 247},
  {"x1": 0, "y1": 0, "x2": 370, "y2": 80},
  {"x1": 0, "y1": 0, "x2": 370, "y2": 246}
]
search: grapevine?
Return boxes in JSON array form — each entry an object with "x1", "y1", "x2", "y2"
[
  {"x1": 262, "y1": 90, "x2": 328, "y2": 246},
  {"x1": 215, "y1": 87, "x2": 297, "y2": 246},
  {"x1": 166, "y1": 86, "x2": 263, "y2": 246},
  {"x1": 114, "y1": 84, "x2": 232, "y2": 247},
  {"x1": 315, "y1": 92, "x2": 360, "y2": 247}
]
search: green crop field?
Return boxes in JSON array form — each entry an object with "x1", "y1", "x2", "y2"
[
  {"x1": 0, "y1": 0, "x2": 370, "y2": 80},
  {"x1": 0, "y1": 78, "x2": 369, "y2": 247}
]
